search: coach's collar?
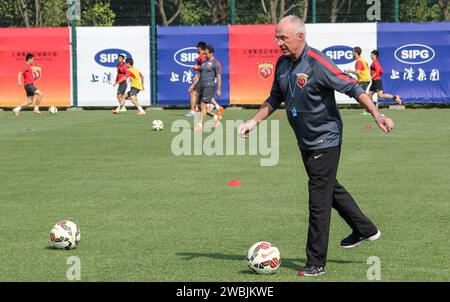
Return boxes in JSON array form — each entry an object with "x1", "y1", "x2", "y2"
[{"x1": 290, "y1": 43, "x2": 309, "y2": 68}]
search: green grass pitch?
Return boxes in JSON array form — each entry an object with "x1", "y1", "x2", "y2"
[{"x1": 0, "y1": 108, "x2": 449, "y2": 281}]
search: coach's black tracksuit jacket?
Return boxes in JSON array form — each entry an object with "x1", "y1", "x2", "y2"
[{"x1": 267, "y1": 44, "x2": 365, "y2": 150}]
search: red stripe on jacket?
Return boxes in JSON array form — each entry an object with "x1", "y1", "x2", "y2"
[{"x1": 307, "y1": 49, "x2": 357, "y2": 83}]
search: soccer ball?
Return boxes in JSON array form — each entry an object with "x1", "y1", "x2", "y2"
[
  {"x1": 49, "y1": 106, "x2": 58, "y2": 115},
  {"x1": 246, "y1": 242, "x2": 281, "y2": 274},
  {"x1": 50, "y1": 220, "x2": 80, "y2": 250},
  {"x1": 152, "y1": 119, "x2": 164, "y2": 131}
]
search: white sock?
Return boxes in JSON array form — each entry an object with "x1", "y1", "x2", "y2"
[
  {"x1": 14, "y1": 106, "x2": 22, "y2": 112},
  {"x1": 215, "y1": 104, "x2": 220, "y2": 110},
  {"x1": 137, "y1": 106, "x2": 144, "y2": 113},
  {"x1": 116, "y1": 106, "x2": 121, "y2": 110},
  {"x1": 34, "y1": 106, "x2": 39, "y2": 110}
]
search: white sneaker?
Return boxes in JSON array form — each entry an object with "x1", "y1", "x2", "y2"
[{"x1": 120, "y1": 107, "x2": 127, "y2": 112}]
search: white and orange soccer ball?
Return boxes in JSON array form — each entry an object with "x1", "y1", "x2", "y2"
[
  {"x1": 246, "y1": 241, "x2": 281, "y2": 274},
  {"x1": 50, "y1": 220, "x2": 80, "y2": 250}
]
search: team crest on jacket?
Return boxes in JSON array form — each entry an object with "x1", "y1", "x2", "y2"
[
  {"x1": 296, "y1": 73, "x2": 308, "y2": 88},
  {"x1": 258, "y1": 63, "x2": 274, "y2": 79}
]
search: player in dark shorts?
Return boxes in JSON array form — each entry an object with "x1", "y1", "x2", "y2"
[
  {"x1": 191, "y1": 45, "x2": 222, "y2": 131},
  {"x1": 13, "y1": 53, "x2": 44, "y2": 116},
  {"x1": 187, "y1": 41, "x2": 224, "y2": 121},
  {"x1": 369, "y1": 50, "x2": 402, "y2": 107},
  {"x1": 112, "y1": 54, "x2": 129, "y2": 114},
  {"x1": 186, "y1": 41, "x2": 207, "y2": 117}
]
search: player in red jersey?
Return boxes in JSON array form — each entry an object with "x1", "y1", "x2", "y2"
[
  {"x1": 369, "y1": 50, "x2": 402, "y2": 107},
  {"x1": 13, "y1": 53, "x2": 44, "y2": 116},
  {"x1": 112, "y1": 54, "x2": 129, "y2": 114}
]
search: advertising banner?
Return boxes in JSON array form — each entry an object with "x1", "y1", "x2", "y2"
[
  {"x1": 306, "y1": 23, "x2": 377, "y2": 104},
  {"x1": 157, "y1": 26, "x2": 229, "y2": 105},
  {"x1": 229, "y1": 25, "x2": 281, "y2": 105},
  {"x1": 377, "y1": 22, "x2": 450, "y2": 103},
  {"x1": 76, "y1": 26, "x2": 151, "y2": 106},
  {"x1": 228, "y1": 23, "x2": 376, "y2": 105},
  {"x1": 0, "y1": 27, "x2": 71, "y2": 107}
]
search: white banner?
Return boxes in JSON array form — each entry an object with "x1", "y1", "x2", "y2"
[
  {"x1": 76, "y1": 26, "x2": 151, "y2": 106},
  {"x1": 306, "y1": 23, "x2": 377, "y2": 104}
]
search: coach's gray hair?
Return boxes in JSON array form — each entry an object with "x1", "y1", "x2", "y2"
[{"x1": 279, "y1": 15, "x2": 306, "y2": 35}]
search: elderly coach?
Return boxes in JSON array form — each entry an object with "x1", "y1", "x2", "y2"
[{"x1": 238, "y1": 16, "x2": 394, "y2": 277}]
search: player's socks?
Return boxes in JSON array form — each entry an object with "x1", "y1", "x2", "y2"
[
  {"x1": 137, "y1": 106, "x2": 145, "y2": 113},
  {"x1": 12, "y1": 106, "x2": 20, "y2": 116},
  {"x1": 33, "y1": 106, "x2": 41, "y2": 114},
  {"x1": 194, "y1": 122, "x2": 202, "y2": 132},
  {"x1": 394, "y1": 95, "x2": 402, "y2": 105},
  {"x1": 215, "y1": 104, "x2": 220, "y2": 110},
  {"x1": 184, "y1": 110, "x2": 194, "y2": 117}
]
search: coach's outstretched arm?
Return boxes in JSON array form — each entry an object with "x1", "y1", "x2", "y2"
[
  {"x1": 358, "y1": 92, "x2": 394, "y2": 133},
  {"x1": 314, "y1": 50, "x2": 395, "y2": 134},
  {"x1": 238, "y1": 101, "x2": 277, "y2": 138}
]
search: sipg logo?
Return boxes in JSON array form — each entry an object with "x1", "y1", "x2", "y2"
[
  {"x1": 173, "y1": 47, "x2": 199, "y2": 68},
  {"x1": 94, "y1": 49, "x2": 132, "y2": 68},
  {"x1": 258, "y1": 63, "x2": 274, "y2": 79},
  {"x1": 394, "y1": 44, "x2": 435, "y2": 64},
  {"x1": 323, "y1": 45, "x2": 354, "y2": 65}
]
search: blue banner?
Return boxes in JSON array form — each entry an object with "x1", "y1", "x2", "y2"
[
  {"x1": 157, "y1": 26, "x2": 230, "y2": 105},
  {"x1": 377, "y1": 22, "x2": 450, "y2": 103}
]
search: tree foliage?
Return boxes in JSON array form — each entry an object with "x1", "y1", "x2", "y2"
[
  {"x1": 0, "y1": 0, "x2": 115, "y2": 27},
  {"x1": 0, "y1": 0, "x2": 447, "y2": 27}
]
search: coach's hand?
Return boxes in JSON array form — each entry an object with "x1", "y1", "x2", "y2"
[
  {"x1": 375, "y1": 114, "x2": 394, "y2": 133},
  {"x1": 238, "y1": 119, "x2": 257, "y2": 138}
]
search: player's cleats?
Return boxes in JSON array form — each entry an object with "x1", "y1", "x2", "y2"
[
  {"x1": 395, "y1": 95, "x2": 402, "y2": 105},
  {"x1": 12, "y1": 109, "x2": 20, "y2": 117},
  {"x1": 340, "y1": 229, "x2": 381, "y2": 249},
  {"x1": 298, "y1": 265, "x2": 325, "y2": 277},
  {"x1": 137, "y1": 111, "x2": 146, "y2": 116},
  {"x1": 194, "y1": 123, "x2": 202, "y2": 132},
  {"x1": 112, "y1": 109, "x2": 119, "y2": 114},
  {"x1": 184, "y1": 111, "x2": 194, "y2": 117},
  {"x1": 120, "y1": 107, "x2": 127, "y2": 112},
  {"x1": 33, "y1": 109, "x2": 41, "y2": 115}
]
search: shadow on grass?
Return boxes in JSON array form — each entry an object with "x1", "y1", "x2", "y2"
[{"x1": 177, "y1": 252, "x2": 361, "y2": 272}]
